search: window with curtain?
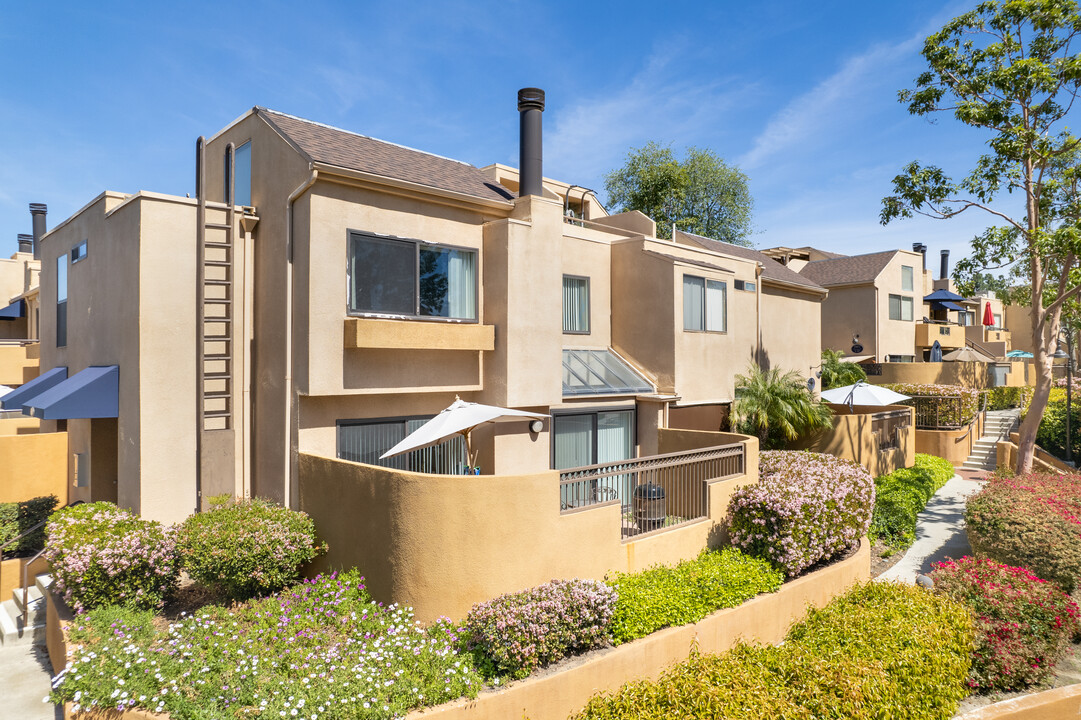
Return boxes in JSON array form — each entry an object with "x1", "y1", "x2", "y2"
[
  {"x1": 563, "y1": 275, "x2": 590, "y2": 333},
  {"x1": 338, "y1": 417, "x2": 466, "y2": 474},
  {"x1": 348, "y1": 232, "x2": 477, "y2": 320},
  {"x1": 888, "y1": 294, "x2": 913, "y2": 322},
  {"x1": 683, "y1": 275, "x2": 726, "y2": 332},
  {"x1": 901, "y1": 265, "x2": 913, "y2": 291}
]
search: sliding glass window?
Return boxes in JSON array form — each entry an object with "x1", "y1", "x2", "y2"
[
  {"x1": 349, "y1": 232, "x2": 477, "y2": 321},
  {"x1": 683, "y1": 275, "x2": 726, "y2": 332}
]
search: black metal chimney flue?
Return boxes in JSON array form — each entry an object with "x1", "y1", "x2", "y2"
[
  {"x1": 940, "y1": 249, "x2": 950, "y2": 280},
  {"x1": 29, "y1": 203, "x2": 47, "y2": 260},
  {"x1": 912, "y1": 243, "x2": 927, "y2": 272},
  {"x1": 517, "y1": 88, "x2": 545, "y2": 198},
  {"x1": 17, "y1": 234, "x2": 32, "y2": 254}
]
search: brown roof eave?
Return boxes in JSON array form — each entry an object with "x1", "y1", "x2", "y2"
[
  {"x1": 762, "y1": 277, "x2": 828, "y2": 297},
  {"x1": 311, "y1": 161, "x2": 515, "y2": 216}
]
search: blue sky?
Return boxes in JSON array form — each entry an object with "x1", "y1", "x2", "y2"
[{"x1": 0, "y1": 1, "x2": 1003, "y2": 267}]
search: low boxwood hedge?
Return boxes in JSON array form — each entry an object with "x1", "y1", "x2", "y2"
[
  {"x1": 607, "y1": 548, "x2": 782, "y2": 645},
  {"x1": 870, "y1": 454, "x2": 954, "y2": 550},
  {"x1": 0, "y1": 494, "x2": 58, "y2": 557},
  {"x1": 574, "y1": 582, "x2": 974, "y2": 720}
]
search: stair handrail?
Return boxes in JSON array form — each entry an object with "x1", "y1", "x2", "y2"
[{"x1": 0, "y1": 500, "x2": 82, "y2": 628}]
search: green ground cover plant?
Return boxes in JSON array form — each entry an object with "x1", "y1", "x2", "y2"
[
  {"x1": 45, "y1": 502, "x2": 179, "y2": 612},
  {"x1": 463, "y1": 578, "x2": 616, "y2": 679},
  {"x1": 727, "y1": 450, "x2": 875, "y2": 577},
  {"x1": 606, "y1": 548, "x2": 782, "y2": 645},
  {"x1": 931, "y1": 556, "x2": 1080, "y2": 692},
  {"x1": 870, "y1": 454, "x2": 954, "y2": 550},
  {"x1": 574, "y1": 582, "x2": 973, "y2": 720},
  {"x1": 0, "y1": 494, "x2": 57, "y2": 556},
  {"x1": 50, "y1": 570, "x2": 481, "y2": 719},
  {"x1": 966, "y1": 472, "x2": 1081, "y2": 592},
  {"x1": 176, "y1": 497, "x2": 326, "y2": 600}
]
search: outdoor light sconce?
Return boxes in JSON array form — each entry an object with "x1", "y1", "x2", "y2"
[{"x1": 529, "y1": 419, "x2": 544, "y2": 434}]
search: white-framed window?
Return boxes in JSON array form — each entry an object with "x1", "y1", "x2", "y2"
[
  {"x1": 683, "y1": 275, "x2": 727, "y2": 332},
  {"x1": 888, "y1": 294, "x2": 913, "y2": 322},
  {"x1": 562, "y1": 275, "x2": 590, "y2": 334},
  {"x1": 734, "y1": 279, "x2": 756, "y2": 292},
  {"x1": 993, "y1": 313, "x2": 1002, "y2": 329},
  {"x1": 959, "y1": 311, "x2": 976, "y2": 326},
  {"x1": 71, "y1": 241, "x2": 88, "y2": 264},
  {"x1": 901, "y1": 265, "x2": 914, "y2": 291},
  {"x1": 348, "y1": 232, "x2": 478, "y2": 321}
]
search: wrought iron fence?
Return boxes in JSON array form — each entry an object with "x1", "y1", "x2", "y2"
[
  {"x1": 865, "y1": 363, "x2": 882, "y2": 376},
  {"x1": 870, "y1": 409, "x2": 911, "y2": 451},
  {"x1": 558, "y1": 443, "x2": 744, "y2": 538}
]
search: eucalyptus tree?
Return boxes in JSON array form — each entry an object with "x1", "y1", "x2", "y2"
[{"x1": 881, "y1": 0, "x2": 1081, "y2": 472}]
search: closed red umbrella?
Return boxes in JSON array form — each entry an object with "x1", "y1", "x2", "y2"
[{"x1": 983, "y1": 302, "x2": 995, "y2": 327}]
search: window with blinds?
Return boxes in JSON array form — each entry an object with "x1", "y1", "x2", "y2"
[
  {"x1": 562, "y1": 275, "x2": 590, "y2": 334},
  {"x1": 683, "y1": 275, "x2": 726, "y2": 332},
  {"x1": 338, "y1": 418, "x2": 467, "y2": 475}
]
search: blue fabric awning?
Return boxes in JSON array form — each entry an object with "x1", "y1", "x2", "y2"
[
  {"x1": 932, "y1": 300, "x2": 965, "y2": 312},
  {"x1": 22, "y1": 366, "x2": 118, "y2": 420},
  {"x1": 0, "y1": 366, "x2": 67, "y2": 410},
  {"x1": 0, "y1": 299, "x2": 25, "y2": 320},
  {"x1": 924, "y1": 289, "x2": 966, "y2": 302}
]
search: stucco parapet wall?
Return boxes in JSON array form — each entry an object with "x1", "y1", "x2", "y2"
[
  {"x1": 344, "y1": 317, "x2": 495, "y2": 351},
  {"x1": 44, "y1": 541, "x2": 867, "y2": 720},
  {"x1": 957, "y1": 683, "x2": 1081, "y2": 719},
  {"x1": 405, "y1": 539, "x2": 870, "y2": 720}
]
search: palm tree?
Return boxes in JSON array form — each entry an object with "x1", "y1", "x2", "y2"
[
  {"x1": 733, "y1": 365, "x2": 833, "y2": 449},
  {"x1": 820, "y1": 348, "x2": 867, "y2": 390}
]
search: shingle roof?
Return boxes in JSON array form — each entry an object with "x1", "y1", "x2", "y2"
[
  {"x1": 677, "y1": 232, "x2": 826, "y2": 292},
  {"x1": 798, "y1": 250, "x2": 899, "y2": 287},
  {"x1": 257, "y1": 108, "x2": 515, "y2": 204}
]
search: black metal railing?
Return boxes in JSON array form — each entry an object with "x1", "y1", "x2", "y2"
[
  {"x1": 558, "y1": 443, "x2": 744, "y2": 538},
  {"x1": 870, "y1": 409, "x2": 911, "y2": 451}
]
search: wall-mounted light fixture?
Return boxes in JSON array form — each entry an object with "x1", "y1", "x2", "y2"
[{"x1": 529, "y1": 419, "x2": 544, "y2": 434}]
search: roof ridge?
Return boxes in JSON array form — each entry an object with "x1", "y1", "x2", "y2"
[
  {"x1": 257, "y1": 107, "x2": 477, "y2": 169},
  {"x1": 805, "y1": 248, "x2": 897, "y2": 265}
]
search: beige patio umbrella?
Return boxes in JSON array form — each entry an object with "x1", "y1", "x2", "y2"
[
  {"x1": 379, "y1": 396, "x2": 548, "y2": 472},
  {"x1": 941, "y1": 347, "x2": 995, "y2": 363}
]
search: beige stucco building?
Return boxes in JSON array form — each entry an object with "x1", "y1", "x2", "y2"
[{"x1": 7, "y1": 94, "x2": 827, "y2": 524}]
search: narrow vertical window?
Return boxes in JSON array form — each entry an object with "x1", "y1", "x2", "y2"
[
  {"x1": 706, "y1": 280, "x2": 727, "y2": 332},
  {"x1": 562, "y1": 275, "x2": 590, "y2": 333},
  {"x1": 234, "y1": 141, "x2": 252, "y2": 206},
  {"x1": 901, "y1": 265, "x2": 914, "y2": 291},
  {"x1": 56, "y1": 254, "x2": 68, "y2": 347}
]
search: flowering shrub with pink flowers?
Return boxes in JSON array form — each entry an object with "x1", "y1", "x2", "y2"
[
  {"x1": 966, "y1": 472, "x2": 1081, "y2": 592},
  {"x1": 45, "y1": 502, "x2": 179, "y2": 612},
  {"x1": 464, "y1": 578, "x2": 617, "y2": 679},
  {"x1": 727, "y1": 451, "x2": 875, "y2": 577},
  {"x1": 931, "y1": 556, "x2": 1081, "y2": 692},
  {"x1": 176, "y1": 497, "x2": 326, "y2": 600},
  {"x1": 882, "y1": 383, "x2": 982, "y2": 427}
]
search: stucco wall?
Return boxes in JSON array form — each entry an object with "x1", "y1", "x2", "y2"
[
  {"x1": 299, "y1": 438, "x2": 756, "y2": 623},
  {"x1": 873, "y1": 360, "x2": 1029, "y2": 389},
  {"x1": 760, "y1": 284, "x2": 823, "y2": 377},
  {"x1": 0, "y1": 431, "x2": 68, "y2": 504},
  {"x1": 915, "y1": 426, "x2": 975, "y2": 466},
  {"x1": 820, "y1": 285, "x2": 877, "y2": 358},
  {"x1": 957, "y1": 683, "x2": 1081, "y2": 719},
  {"x1": 793, "y1": 405, "x2": 914, "y2": 477},
  {"x1": 0, "y1": 555, "x2": 48, "y2": 605},
  {"x1": 0, "y1": 342, "x2": 39, "y2": 386},
  {"x1": 0, "y1": 414, "x2": 40, "y2": 436}
]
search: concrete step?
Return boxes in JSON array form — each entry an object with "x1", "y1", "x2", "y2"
[
  {"x1": 12, "y1": 584, "x2": 42, "y2": 615},
  {"x1": 0, "y1": 595, "x2": 45, "y2": 647}
]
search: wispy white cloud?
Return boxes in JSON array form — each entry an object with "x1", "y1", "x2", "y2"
[{"x1": 544, "y1": 45, "x2": 756, "y2": 198}]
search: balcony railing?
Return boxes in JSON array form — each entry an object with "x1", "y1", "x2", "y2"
[{"x1": 558, "y1": 443, "x2": 745, "y2": 539}]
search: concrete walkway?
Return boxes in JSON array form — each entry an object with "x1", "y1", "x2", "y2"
[
  {"x1": 877, "y1": 470, "x2": 988, "y2": 584},
  {"x1": 0, "y1": 640, "x2": 61, "y2": 719}
]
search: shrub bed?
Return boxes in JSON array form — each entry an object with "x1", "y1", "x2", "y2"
[
  {"x1": 574, "y1": 582, "x2": 973, "y2": 720},
  {"x1": 883, "y1": 383, "x2": 981, "y2": 426},
  {"x1": 51, "y1": 570, "x2": 481, "y2": 719},
  {"x1": 987, "y1": 386, "x2": 1032, "y2": 411},
  {"x1": 176, "y1": 497, "x2": 325, "y2": 600},
  {"x1": 0, "y1": 494, "x2": 58, "y2": 556},
  {"x1": 463, "y1": 578, "x2": 616, "y2": 679},
  {"x1": 966, "y1": 472, "x2": 1081, "y2": 592},
  {"x1": 931, "y1": 556, "x2": 1080, "y2": 692},
  {"x1": 727, "y1": 450, "x2": 874, "y2": 577},
  {"x1": 1028, "y1": 388, "x2": 1081, "y2": 460},
  {"x1": 45, "y1": 502, "x2": 178, "y2": 612},
  {"x1": 606, "y1": 548, "x2": 782, "y2": 645},
  {"x1": 870, "y1": 454, "x2": 954, "y2": 550}
]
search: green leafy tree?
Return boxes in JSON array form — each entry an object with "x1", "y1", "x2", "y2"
[
  {"x1": 820, "y1": 349, "x2": 868, "y2": 390},
  {"x1": 604, "y1": 142, "x2": 754, "y2": 244},
  {"x1": 881, "y1": 0, "x2": 1081, "y2": 473},
  {"x1": 733, "y1": 365, "x2": 833, "y2": 449}
]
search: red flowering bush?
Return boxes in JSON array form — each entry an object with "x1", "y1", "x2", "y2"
[
  {"x1": 727, "y1": 451, "x2": 875, "y2": 577},
  {"x1": 930, "y1": 557, "x2": 1080, "y2": 692},
  {"x1": 463, "y1": 578, "x2": 616, "y2": 679},
  {"x1": 966, "y1": 473, "x2": 1081, "y2": 592}
]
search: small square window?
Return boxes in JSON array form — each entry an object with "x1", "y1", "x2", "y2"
[{"x1": 71, "y1": 241, "x2": 88, "y2": 264}]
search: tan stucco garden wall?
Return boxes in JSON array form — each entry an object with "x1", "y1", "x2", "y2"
[
  {"x1": 0, "y1": 431, "x2": 67, "y2": 504},
  {"x1": 793, "y1": 405, "x2": 914, "y2": 477}
]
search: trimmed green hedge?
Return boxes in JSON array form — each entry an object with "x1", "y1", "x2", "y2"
[
  {"x1": 0, "y1": 495, "x2": 58, "y2": 557},
  {"x1": 574, "y1": 582, "x2": 974, "y2": 720},
  {"x1": 870, "y1": 454, "x2": 954, "y2": 550},
  {"x1": 987, "y1": 386, "x2": 1032, "y2": 411},
  {"x1": 606, "y1": 548, "x2": 782, "y2": 645}
]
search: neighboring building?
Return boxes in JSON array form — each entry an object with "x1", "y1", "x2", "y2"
[
  {"x1": 0, "y1": 207, "x2": 45, "y2": 389},
  {"x1": 3, "y1": 91, "x2": 827, "y2": 524}
]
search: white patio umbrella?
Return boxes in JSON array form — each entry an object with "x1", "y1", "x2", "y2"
[
  {"x1": 821, "y1": 381, "x2": 911, "y2": 412},
  {"x1": 0, "y1": 385, "x2": 11, "y2": 398},
  {"x1": 379, "y1": 396, "x2": 548, "y2": 472}
]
